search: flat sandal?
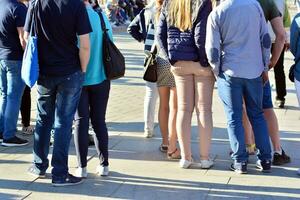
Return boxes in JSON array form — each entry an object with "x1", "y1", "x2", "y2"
[{"x1": 167, "y1": 148, "x2": 181, "y2": 160}]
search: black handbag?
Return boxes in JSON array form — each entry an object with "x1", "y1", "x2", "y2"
[
  {"x1": 143, "y1": 46, "x2": 157, "y2": 82},
  {"x1": 97, "y1": 11, "x2": 125, "y2": 80}
]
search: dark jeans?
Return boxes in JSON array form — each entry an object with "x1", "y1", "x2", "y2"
[
  {"x1": 33, "y1": 71, "x2": 83, "y2": 180},
  {"x1": 217, "y1": 73, "x2": 272, "y2": 163},
  {"x1": 20, "y1": 86, "x2": 31, "y2": 127},
  {"x1": 74, "y1": 80, "x2": 110, "y2": 168},
  {"x1": 272, "y1": 44, "x2": 286, "y2": 101}
]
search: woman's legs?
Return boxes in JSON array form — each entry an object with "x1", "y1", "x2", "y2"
[
  {"x1": 173, "y1": 73, "x2": 194, "y2": 161},
  {"x1": 168, "y1": 87, "x2": 178, "y2": 153},
  {"x1": 158, "y1": 86, "x2": 170, "y2": 146},
  {"x1": 194, "y1": 75, "x2": 214, "y2": 160},
  {"x1": 89, "y1": 81, "x2": 111, "y2": 167}
]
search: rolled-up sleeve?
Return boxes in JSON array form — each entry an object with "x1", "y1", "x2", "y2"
[
  {"x1": 259, "y1": 7, "x2": 271, "y2": 71},
  {"x1": 205, "y1": 11, "x2": 221, "y2": 76}
]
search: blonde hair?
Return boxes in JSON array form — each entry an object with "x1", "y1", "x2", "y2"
[
  {"x1": 156, "y1": 0, "x2": 164, "y2": 22},
  {"x1": 168, "y1": 0, "x2": 192, "y2": 31}
]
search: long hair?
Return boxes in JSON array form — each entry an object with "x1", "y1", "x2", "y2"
[
  {"x1": 168, "y1": 0, "x2": 192, "y2": 31},
  {"x1": 156, "y1": 0, "x2": 164, "y2": 21}
]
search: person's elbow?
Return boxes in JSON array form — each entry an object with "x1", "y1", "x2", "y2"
[{"x1": 205, "y1": 46, "x2": 219, "y2": 65}]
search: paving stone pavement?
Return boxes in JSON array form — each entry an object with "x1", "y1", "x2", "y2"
[{"x1": 1, "y1": 9, "x2": 300, "y2": 200}]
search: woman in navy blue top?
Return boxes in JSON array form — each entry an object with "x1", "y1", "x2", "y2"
[{"x1": 157, "y1": 0, "x2": 214, "y2": 169}]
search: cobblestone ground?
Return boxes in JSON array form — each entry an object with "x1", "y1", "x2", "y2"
[{"x1": 0, "y1": 3, "x2": 300, "y2": 199}]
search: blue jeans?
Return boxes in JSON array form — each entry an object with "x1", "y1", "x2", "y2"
[
  {"x1": 33, "y1": 71, "x2": 83, "y2": 180},
  {"x1": 0, "y1": 60, "x2": 25, "y2": 139},
  {"x1": 74, "y1": 80, "x2": 110, "y2": 168},
  {"x1": 217, "y1": 73, "x2": 272, "y2": 163}
]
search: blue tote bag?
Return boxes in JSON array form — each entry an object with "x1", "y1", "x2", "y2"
[{"x1": 21, "y1": 1, "x2": 39, "y2": 88}]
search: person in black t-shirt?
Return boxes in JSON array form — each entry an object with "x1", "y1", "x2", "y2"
[
  {"x1": 24, "y1": 0, "x2": 92, "y2": 186},
  {"x1": 0, "y1": 0, "x2": 28, "y2": 147}
]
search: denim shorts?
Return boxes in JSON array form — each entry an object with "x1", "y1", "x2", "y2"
[{"x1": 263, "y1": 81, "x2": 273, "y2": 109}]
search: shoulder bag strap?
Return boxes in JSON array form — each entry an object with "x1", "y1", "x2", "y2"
[
  {"x1": 30, "y1": 0, "x2": 39, "y2": 37},
  {"x1": 97, "y1": 10, "x2": 108, "y2": 34}
]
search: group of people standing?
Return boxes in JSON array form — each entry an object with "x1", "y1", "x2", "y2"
[
  {"x1": 0, "y1": 0, "x2": 113, "y2": 186},
  {"x1": 129, "y1": 0, "x2": 299, "y2": 175},
  {"x1": 1, "y1": 0, "x2": 300, "y2": 187}
]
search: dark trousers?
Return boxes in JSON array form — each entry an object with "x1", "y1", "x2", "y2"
[
  {"x1": 272, "y1": 44, "x2": 286, "y2": 101},
  {"x1": 74, "y1": 80, "x2": 110, "y2": 168},
  {"x1": 20, "y1": 86, "x2": 31, "y2": 127}
]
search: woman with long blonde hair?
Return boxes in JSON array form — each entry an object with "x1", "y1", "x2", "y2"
[{"x1": 157, "y1": 0, "x2": 214, "y2": 168}]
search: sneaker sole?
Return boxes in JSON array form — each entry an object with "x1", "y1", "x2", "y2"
[
  {"x1": 230, "y1": 166, "x2": 247, "y2": 174},
  {"x1": 256, "y1": 166, "x2": 271, "y2": 173},
  {"x1": 28, "y1": 172, "x2": 46, "y2": 178},
  {"x1": 1, "y1": 142, "x2": 29, "y2": 147},
  {"x1": 257, "y1": 168, "x2": 271, "y2": 173},
  {"x1": 52, "y1": 179, "x2": 84, "y2": 187},
  {"x1": 144, "y1": 135, "x2": 153, "y2": 138},
  {"x1": 201, "y1": 164, "x2": 214, "y2": 169}
]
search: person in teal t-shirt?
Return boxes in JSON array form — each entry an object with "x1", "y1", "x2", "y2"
[{"x1": 74, "y1": 0, "x2": 113, "y2": 178}]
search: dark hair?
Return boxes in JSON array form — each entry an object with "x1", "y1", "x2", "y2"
[{"x1": 89, "y1": 0, "x2": 100, "y2": 9}]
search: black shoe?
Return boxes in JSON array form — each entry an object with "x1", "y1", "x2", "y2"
[
  {"x1": 272, "y1": 149, "x2": 291, "y2": 165},
  {"x1": 2, "y1": 136, "x2": 28, "y2": 147},
  {"x1": 0, "y1": 132, "x2": 3, "y2": 142},
  {"x1": 275, "y1": 99, "x2": 285, "y2": 109},
  {"x1": 52, "y1": 173, "x2": 83, "y2": 187},
  {"x1": 28, "y1": 165, "x2": 46, "y2": 178},
  {"x1": 230, "y1": 162, "x2": 247, "y2": 174},
  {"x1": 256, "y1": 160, "x2": 271, "y2": 173}
]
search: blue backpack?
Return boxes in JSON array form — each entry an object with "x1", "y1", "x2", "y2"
[{"x1": 21, "y1": 1, "x2": 39, "y2": 88}]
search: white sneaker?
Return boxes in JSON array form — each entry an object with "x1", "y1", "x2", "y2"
[
  {"x1": 144, "y1": 130, "x2": 153, "y2": 138},
  {"x1": 75, "y1": 167, "x2": 87, "y2": 178},
  {"x1": 200, "y1": 159, "x2": 214, "y2": 169},
  {"x1": 96, "y1": 166, "x2": 109, "y2": 176},
  {"x1": 179, "y1": 159, "x2": 193, "y2": 169},
  {"x1": 297, "y1": 168, "x2": 300, "y2": 176}
]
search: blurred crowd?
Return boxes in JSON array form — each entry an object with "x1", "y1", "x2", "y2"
[{"x1": 104, "y1": 0, "x2": 146, "y2": 27}]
